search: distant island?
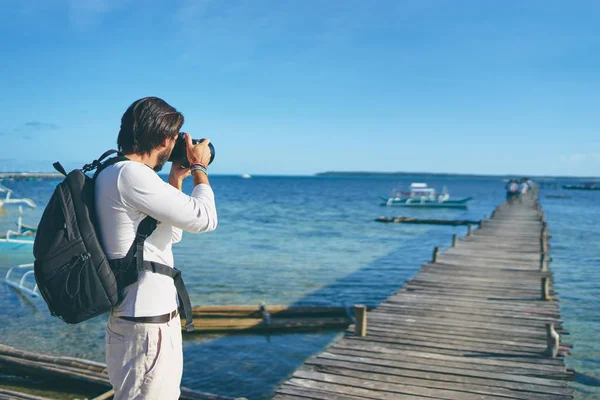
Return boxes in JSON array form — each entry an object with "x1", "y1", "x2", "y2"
[{"x1": 315, "y1": 171, "x2": 600, "y2": 180}]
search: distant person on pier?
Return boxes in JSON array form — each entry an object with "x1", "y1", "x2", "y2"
[
  {"x1": 506, "y1": 179, "x2": 520, "y2": 204},
  {"x1": 95, "y1": 97, "x2": 218, "y2": 399},
  {"x1": 520, "y1": 178, "x2": 530, "y2": 200}
]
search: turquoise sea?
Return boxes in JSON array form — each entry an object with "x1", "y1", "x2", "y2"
[{"x1": 0, "y1": 174, "x2": 598, "y2": 399}]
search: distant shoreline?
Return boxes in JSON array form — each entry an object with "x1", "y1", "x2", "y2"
[
  {"x1": 0, "y1": 172, "x2": 64, "y2": 180},
  {"x1": 315, "y1": 171, "x2": 600, "y2": 180}
]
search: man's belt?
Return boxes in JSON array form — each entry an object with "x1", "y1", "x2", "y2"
[{"x1": 118, "y1": 309, "x2": 179, "y2": 324}]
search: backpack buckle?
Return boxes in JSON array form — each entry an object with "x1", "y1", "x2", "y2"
[
  {"x1": 135, "y1": 232, "x2": 151, "y2": 241},
  {"x1": 82, "y1": 160, "x2": 100, "y2": 173}
]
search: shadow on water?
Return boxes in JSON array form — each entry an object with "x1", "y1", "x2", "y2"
[
  {"x1": 181, "y1": 232, "x2": 448, "y2": 400},
  {"x1": 575, "y1": 372, "x2": 600, "y2": 387}
]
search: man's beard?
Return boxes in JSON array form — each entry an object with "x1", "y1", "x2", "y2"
[{"x1": 154, "y1": 148, "x2": 171, "y2": 172}]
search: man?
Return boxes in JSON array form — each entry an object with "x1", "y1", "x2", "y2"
[{"x1": 95, "y1": 97, "x2": 217, "y2": 399}]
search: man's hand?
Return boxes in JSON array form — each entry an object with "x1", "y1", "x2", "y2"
[
  {"x1": 185, "y1": 134, "x2": 212, "y2": 167},
  {"x1": 168, "y1": 162, "x2": 190, "y2": 190}
]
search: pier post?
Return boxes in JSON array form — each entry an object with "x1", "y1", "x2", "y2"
[
  {"x1": 432, "y1": 246, "x2": 439, "y2": 263},
  {"x1": 545, "y1": 323, "x2": 560, "y2": 358},
  {"x1": 541, "y1": 277, "x2": 551, "y2": 301},
  {"x1": 540, "y1": 254, "x2": 548, "y2": 272},
  {"x1": 467, "y1": 225, "x2": 472, "y2": 236},
  {"x1": 354, "y1": 305, "x2": 367, "y2": 337},
  {"x1": 452, "y1": 234, "x2": 457, "y2": 247},
  {"x1": 478, "y1": 219, "x2": 484, "y2": 229}
]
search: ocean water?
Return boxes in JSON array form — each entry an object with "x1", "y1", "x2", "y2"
[{"x1": 0, "y1": 174, "x2": 598, "y2": 399}]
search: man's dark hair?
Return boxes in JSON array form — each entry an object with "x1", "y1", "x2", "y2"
[{"x1": 117, "y1": 97, "x2": 184, "y2": 155}]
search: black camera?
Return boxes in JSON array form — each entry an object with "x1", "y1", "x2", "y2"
[{"x1": 169, "y1": 132, "x2": 215, "y2": 167}]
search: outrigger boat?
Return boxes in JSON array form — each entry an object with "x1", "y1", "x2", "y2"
[
  {"x1": 380, "y1": 183, "x2": 472, "y2": 209},
  {"x1": 4, "y1": 263, "x2": 38, "y2": 297},
  {"x1": 0, "y1": 206, "x2": 36, "y2": 249},
  {"x1": 0, "y1": 183, "x2": 36, "y2": 209}
]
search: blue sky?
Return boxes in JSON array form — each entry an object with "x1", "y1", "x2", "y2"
[{"x1": 1, "y1": 0, "x2": 599, "y2": 176}]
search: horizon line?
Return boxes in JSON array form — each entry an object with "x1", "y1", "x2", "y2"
[{"x1": 1, "y1": 170, "x2": 599, "y2": 180}]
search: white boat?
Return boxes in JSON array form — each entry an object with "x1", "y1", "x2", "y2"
[
  {"x1": 380, "y1": 183, "x2": 472, "y2": 209},
  {"x1": 0, "y1": 183, "x2": 36, "y2": 209},
  {"x1": 241, "y1": 173, "x2": 252, "y2": 179},
  {"x1": 0, "y1": 231, "x2": 35, "y2": 249}
]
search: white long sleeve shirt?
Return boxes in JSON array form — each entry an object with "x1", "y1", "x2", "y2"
[{"x1": 95, "y1": 160, "x2": 217, "y2": 317}]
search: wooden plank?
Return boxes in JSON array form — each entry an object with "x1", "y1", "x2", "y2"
[
  {"x1": 367, "y1": 308, "x2": 562, "y2": 330},
  {"x1": 307, "y1": 361, "x2": 572, "y2": 400},
  {"x1": 337, "y1": 338, "x2": 566, "y2": 367},
  {"x1": 292, "y1": 369, "x2": 542, "y2": 400},
  {"x1": 361, "y1": 322, "x2": 551, "y2": 345},
  {"x1": 364, "y1": 327, "x2": 549, "y2": 351},
  {"x1": 286, "y1": 377, "x2": 426, "y2": 399},
  {"x1": 342, "y1": 334, "x2": 551, "y2": 358},
  {"x1": 325, "y1": 346, "x2": 569, "y2": 375},
  {"x1": 376, "y1": 302, "x2": 561, "y2": 323},
  {"x1": 275, "y1": 384, "x2": 369, "y2": 400},
  {"x1": 363, "y1": 317, "x2": 556, "y2": 342},
  {"x1": 389, "y1": 292, "x2": 558, "y2": 310},
  {"x1": 386, "y1": 295, "x2": 559, "y2": 314}
]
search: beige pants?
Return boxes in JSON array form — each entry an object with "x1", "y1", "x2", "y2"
[{"x1": 106, "y1": 314, "x2": 183, "y2": 400}]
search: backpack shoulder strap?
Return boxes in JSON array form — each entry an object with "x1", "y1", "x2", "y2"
[
  {"x1": 92, "y1": 155, "x2": 129, "y2": 180},
  {"x1": 143, "y1": 261, "x2": 194, "y2": 332},
  {"x1": 117, "y1": 218, "x2": 195, "y2": 331},
  {"x1": 83, "y1": 149, "x2": 122, "y2": 172},
  {"x1": 117, "y1": 216, "x2": 157, "y2": 271}
]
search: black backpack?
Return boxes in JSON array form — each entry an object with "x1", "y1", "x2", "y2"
[{"x1": 33, "y1": 150, "x2": 195, "y2": 332}]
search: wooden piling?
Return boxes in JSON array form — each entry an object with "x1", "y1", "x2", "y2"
[
  {"x1": 545, "y1": 323, "x2": 560, "y2": 358},
  {"x1": 452, "y1": 234, "x2": 457, "y2": 247},
  {"x1": 540, "y1": 253, "x2": 547, "y2": 272},
  {"x1": 467, "y1": 225, "x2": 472, "y2": 236},
  {"x1": 541, "y1": 277, "x2": 551, "y2": 300},
  {"x1": 354, "y1": 305, "x2": 367, "y2": 337},
  {"x1": 542, "y1": 225, "x2": 548, "y2": 239},
  {"x1": 432, "y1": 246, "x2": 439, "y2": 263}
]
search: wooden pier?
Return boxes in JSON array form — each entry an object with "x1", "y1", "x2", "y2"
[
  {"x1": 274, "y1": 198, "x2": 574, "y2": 399},
  {"x1": 375, "y1": 216, "x2": 481, "y2": 226}
]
